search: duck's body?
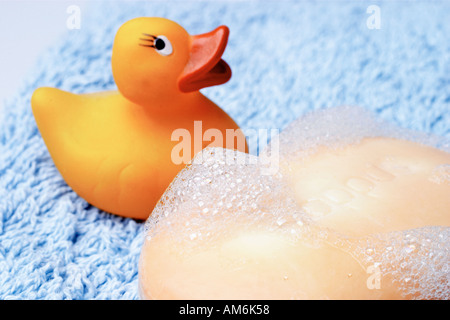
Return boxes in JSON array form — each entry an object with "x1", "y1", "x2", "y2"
[{"x1": 32, "y1": 18, "x2": 246, "y2": 219}]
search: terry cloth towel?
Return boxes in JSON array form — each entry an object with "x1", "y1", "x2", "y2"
[{"x1": 0, "y1": 0, "x2": 449, "y2": 299}]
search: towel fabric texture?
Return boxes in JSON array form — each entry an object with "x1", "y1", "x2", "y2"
[{"x1": 0, "y1": 1, "x2": 449, "y2": 299}]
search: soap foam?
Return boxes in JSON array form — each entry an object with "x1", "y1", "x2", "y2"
[
  {"x1": 430, "y1": 164, "x2": 450, "y2": 185},
  {"x1": 145, "y1": 148, "x2": 315, "y2": 250},
  {"x1": 344, "y1": 226, "x2": 449, "y2": 300},
  {"x1": 262, "y1": 105, "x2": 450, "y2": 164},
  {"x1": 144, "y1": 106, "x2": 449, "y2": 299}
]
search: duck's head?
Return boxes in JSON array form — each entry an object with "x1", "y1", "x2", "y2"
[{"x1": 112, "y1": 17, "x2": 232, "y2": 106}]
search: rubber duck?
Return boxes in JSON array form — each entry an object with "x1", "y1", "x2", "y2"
[{"x1": 31, "y1": 17, "x2": 247, "y2": 219}]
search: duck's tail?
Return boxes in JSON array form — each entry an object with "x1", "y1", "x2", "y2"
[
  {"x1": 31, "y1": 87, "x2": 61, "y2": 118},
  {"x1": 31, "y1": 87, "x2": 80, "y2": 131}
]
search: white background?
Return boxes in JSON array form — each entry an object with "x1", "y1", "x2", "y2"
[{"x1": 0, "y1": 0, "x2": 87, "y2": 118}]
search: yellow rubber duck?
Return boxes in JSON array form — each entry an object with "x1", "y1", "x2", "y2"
[{"x1": 31, "y1": 17, "x2": 247, "y2": 219}]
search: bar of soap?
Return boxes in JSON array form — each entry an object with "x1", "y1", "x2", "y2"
[
  {"x1": 288, "y1": 137, "x2": 450, "y2": 237},
  {"x1": 139, "y1": 107, "x2": 450, "y2": 300}
]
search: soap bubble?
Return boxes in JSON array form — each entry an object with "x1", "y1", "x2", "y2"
[
  {"x1": 262, "y1": 105, "x2": 449, "y2": 165},
  {"x1": 144, "y1": 147, "x2": 315, "y2": 249},
  {"x1": 346, "y1": 227, "x2": 449, "y2": 300}
]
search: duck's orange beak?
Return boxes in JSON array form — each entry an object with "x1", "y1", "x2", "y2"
[{"x1": 178, "y1": 26, "x2": 232, "y2": 93}]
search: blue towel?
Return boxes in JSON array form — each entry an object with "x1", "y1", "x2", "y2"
[{"x1": 0, "y1": 0, "x2": 449, "y2": 299}]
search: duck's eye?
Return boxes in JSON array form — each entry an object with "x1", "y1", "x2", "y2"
[{"x1": 154, "y1": 36, "x2": 173, "y2": 56}]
